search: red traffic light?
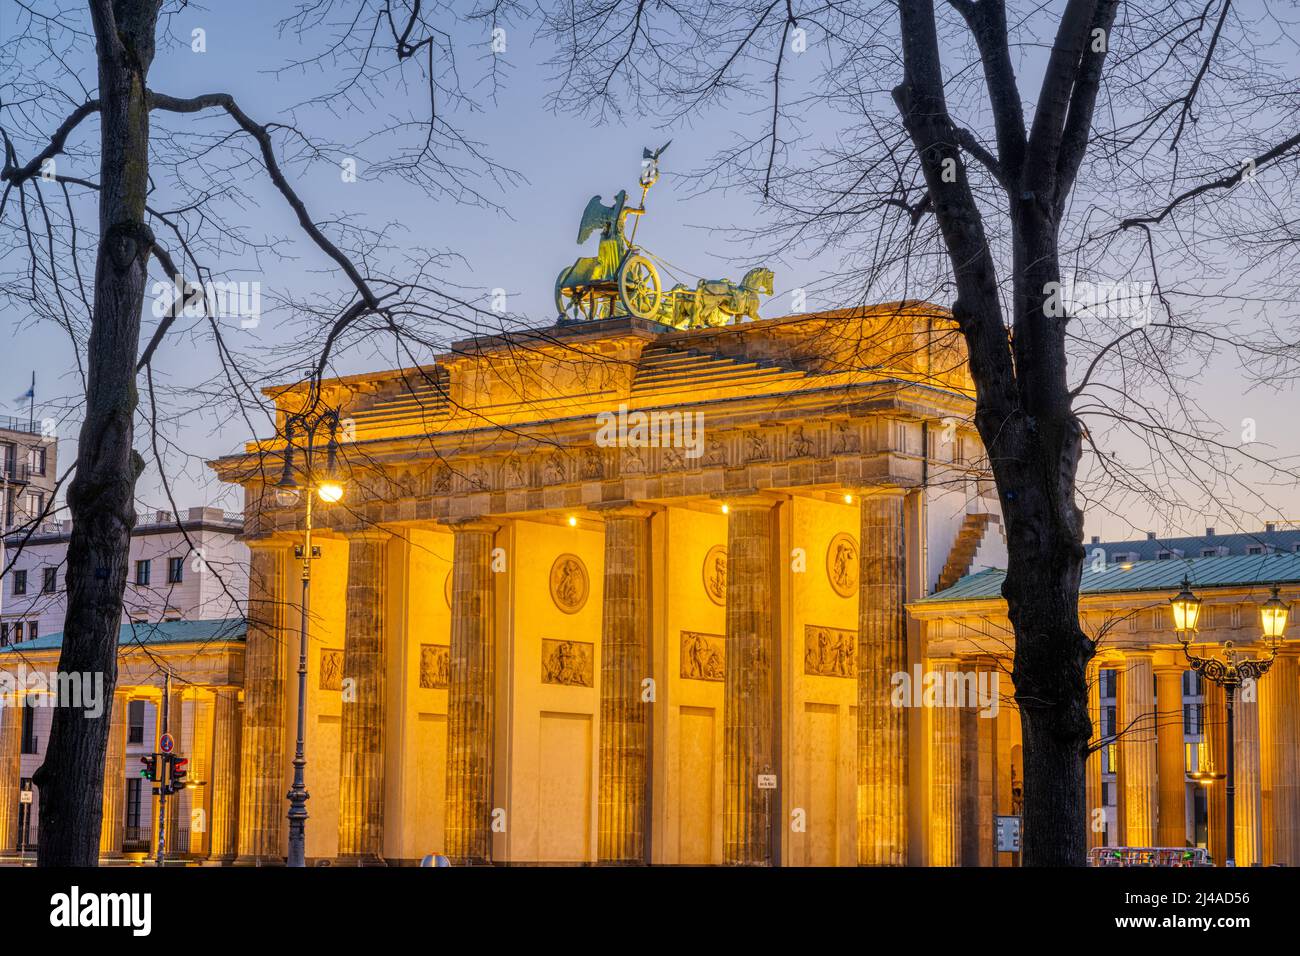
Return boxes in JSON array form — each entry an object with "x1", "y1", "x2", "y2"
[{"x1": 166, "y1": 754, "x2": 190, "y2": 793}]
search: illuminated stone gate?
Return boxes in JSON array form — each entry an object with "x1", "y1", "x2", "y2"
[{"x1": 212, "y1": 306, "x2": 998, "y2": 865}]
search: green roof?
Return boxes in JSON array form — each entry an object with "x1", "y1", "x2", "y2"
[
  {"x1": 1, "y1": 617, "x2": 246, "y2": 654},
  {"x1": 919, "y1": 553, "x2": 1300, "y2": 604}
]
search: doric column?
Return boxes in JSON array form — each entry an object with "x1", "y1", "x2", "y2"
[
  {"x1": 960, "y1": 657, "x2": 998, "y2": 866},
  {"x1": 1086, "y1": 660, "x2": 1104, "y2": 849},
  {"x1": 1260, "y1": 649, "x2": 1300, "y2": 865},
  {"x1": 929, "y1": 659, "x2": 961, "y2": 866},
  {"x1": 444, "y1": 519, "x2": 498, "y2": 866},
  {"x1": 338, "y1": 529, "x2": 390, "y2": 863},
  {"x1": 857, "y1": 488, "x2": 908, "y2": 865},
  {"x1": 723, "y1": 496, "x2": 777, "y2": 866},
  {"x1": 595, "y1": 504, "x2": 652, "y2": 864},
  {"x1": 1154, "y1": 665, "x2": 1187, "y2": 849},
  {"x1": 209, "y1": 690, "x2": 242, "y2": 861},
  {"x1": 1118, "y1": 651, "x2": 1157, "y2": 846},
  {"x1": 0, "y1": 692, "x2": 21, "y2": 853},
  {"x1": 1233, "y1": 660, "x2": 1262, "y2": 867},
  {"x1": 99, "y1": 689, "x2": 129, "y2": 857},
  {"x1": 1205, "y1": 680, "x2": 1228, "y2": 865},
  {"x1": 237, "y1": 537, "x2": 293, "y2": 863}
]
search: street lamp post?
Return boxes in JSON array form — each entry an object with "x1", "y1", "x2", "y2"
[
  {"x1": 1170, "y1": 577, "x2": 1289, "y2": 867},
  {"x1": 275, "y1": 410, "x2": 345, "y2": 868}
]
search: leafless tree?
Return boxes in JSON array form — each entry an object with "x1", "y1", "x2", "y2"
[
  {"x1": 0, "y1": 0, "x2": 526, "y2": 866},
  {"x1": 537, "y1": 0, "x2": 1300, "y2": 864}
]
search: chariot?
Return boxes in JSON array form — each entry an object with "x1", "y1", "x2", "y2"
[
  {"x1": 555, "y1": 145, "x2": 774, "y2": 328},
  {"x1": 553, "y1": 184, "x2": 664, "y2": 322}
]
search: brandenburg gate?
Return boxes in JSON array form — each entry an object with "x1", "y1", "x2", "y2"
[{"x1": 212, "y1": 305, "x2": 991, "y2": 865}]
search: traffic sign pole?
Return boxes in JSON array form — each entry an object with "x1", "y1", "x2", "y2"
[{"x1": 156, "y1": 671, "x2": 170, "y2": 867}]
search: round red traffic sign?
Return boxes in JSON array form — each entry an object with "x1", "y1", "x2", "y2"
[{"x1": 160, "y1": 733, "x2": 175, "y2": 754}]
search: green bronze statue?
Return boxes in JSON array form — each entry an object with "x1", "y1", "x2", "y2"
[{"x1": 554, "y1": 146, "x2": 774, "y2": 328}]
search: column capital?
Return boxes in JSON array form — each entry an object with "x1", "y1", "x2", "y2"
[
  {"x1": 243, "y1": 533, "x2": 296, "y2": 551},
  {"x1": 1120, "y1": 648, "x2": 1155, "y2": 662},
  {"x1": 439, "y1": 515, "x2": 502, "y2": 534},
  {"x1": 853, "y1": 484, "x2": 909, "y2": 500},
  {"x1": 713, "y1": 490, "x2": 782, "y2": 510},
  {"x1": 588, "y1": 500, "x2": 660, "y2": 518},
  {"x1": 341, "y1": 525, "x2": 394, "y2": 543}
]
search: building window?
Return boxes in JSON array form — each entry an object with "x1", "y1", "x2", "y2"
[
  {"x1": 1247, "y1": 545, "x2": 1263, "y2": 555},
  {"x1": 25, "y1": 491, "x2": 43, "y2": 518},
  {"x1": 27, "y1": 621, "x2": 37, "y2": 642},
  {"x1": 127, "y1": 700, "x2": 146, "y2": 745},
  {"x1": 126, "y1": 778, "x2": 143, "y2": 830},
  {"x1": 28, "y1": 446, "x2": 46, "y2": 476},
  {"x1": 167, "y1": 556, "x2": 184, "y2": 584},
  {"x1": 0, "y1": 622, "x2": 7, "y2": 646},
  {"x1": 1156, "y1": 550, "x2": 1172, "y2": 560},
  {"x1": 1201, "y1": 549, "x2": 1217, "y2": 558},
  {"x1": 20, "y1": 702, "x2": 37, "y2": 754},
  {"x1": 12, "y1": 569, "x2": 26, "y2": 596},
  {"x1": 41, "y1": 567, "x2": 57, "y2": 593},
  {"x1": 1184, "y1": 702, "x2": 1203, "y2": 735},
  {"x1": 135, "y1": 559, "x2": 151, "y2": 586},
  {"x1": 1103, "y1": 743, "x2": 1118, "y2": 774},
  {"x1": 12, "y1": 622, "x2": 23, "y2": 644},
  {"x1": 1103, "y1": 704, "x2": 1116, "y2": 738},
  {"x1": 1099, "y1": 669, "x2": 1116, "y2": 698},
  {"x1": 1184, "y1": 670, "x2": 1202, "y2": 697}
]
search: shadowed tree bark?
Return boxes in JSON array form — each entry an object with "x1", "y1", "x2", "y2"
[
  {"x1": 535, "y1": 0, "x2": 1300, "y2": 864},
  {"x1": 29, "y1": 0, "x2": 161, "y2": 868}
]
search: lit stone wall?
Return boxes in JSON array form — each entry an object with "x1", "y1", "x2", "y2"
[
  {"x1": 660, "y1": 505, "x2": 727, "y2": 864},
  {"x1": 300, "y1": 536, "x2": 348, "y2": 862},
  {"x1": 499, "y1": 517, "x2": 604, "y2": 863},
  {"x1": 384, "y1": 525, "x2": 453, "y2": 861},
  {"x1": 786, "y1": 495, "x2": 859, "y2": 866}
]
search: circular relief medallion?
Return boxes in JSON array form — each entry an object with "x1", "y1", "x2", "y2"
[
  {"x1": 702, "y1": 544, "x2": 728, "y2": 606},
  {"x1": 549, "y1": 553, "x2": 590, "y2": 614},
  {"x1": 826, "y1": 532, "x2": 858, "y2": 598},
  {"x1": 444, "y1": 570, "x2": 453, "y2": 610}
]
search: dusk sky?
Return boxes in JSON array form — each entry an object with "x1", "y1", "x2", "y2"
[{"x1": 3, "y1": 0, "x2": 1298, "y2": 543}]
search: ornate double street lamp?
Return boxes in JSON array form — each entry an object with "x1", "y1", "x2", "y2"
[
  {"x1": 1170, "y1": 577, "x2": 1290, "y2": 866},
  {"x1": 274, "y1": 409, "x2": 345, "y2": 867}
]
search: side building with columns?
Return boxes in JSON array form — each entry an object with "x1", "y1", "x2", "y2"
[
  {"x1": 210, "y1": 305, "x2": 1002, "y2": 865},
  {"x1": 910, "y1": 555, "x2": 1300, "y2": 866},
  {"x1": 0, "y1": 618, "x2": 246, "y2": 861}
]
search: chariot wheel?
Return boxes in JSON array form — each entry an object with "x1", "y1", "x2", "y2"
[{"x1": 618, "y1": 254, "x2": 662, "y2": 319}]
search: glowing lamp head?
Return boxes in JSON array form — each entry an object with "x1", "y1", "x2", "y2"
[
  {"x1": 316, "y1": 480, "x2": 344, "y2": 504},
  {"x1": 1170, "y1": 576, "x2": 1202, "y2": 637},
  {"x1": 567, "y1": 515, "x2": 577, "y2": 527},
  {"x1": 721, "y1": 504, "x2": 729, "y2": 515},
  {"x1": 843, "y1": 494, "x2": 853, "y2": 504},
  {"x1": 1260, "y1": 584, "x2": 1290, "y2": 642}
]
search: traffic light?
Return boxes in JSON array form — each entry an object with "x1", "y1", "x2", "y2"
[
  {"x1": 139, "y1": 754, "x2": 158, "y2": 781},
  {"x1": 166, "y1": 755, "x2": 189, "y2": 794}
]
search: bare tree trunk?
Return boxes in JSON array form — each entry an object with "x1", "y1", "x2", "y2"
[
  {"x1": 33, "y1": 0, "x2": 160, "y2": 867},
  {"x1": 987, "y1": 207, "x2": 1094, "y2": 866}
]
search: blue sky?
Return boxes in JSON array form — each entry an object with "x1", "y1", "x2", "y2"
[{"x1": 2, "y1": 1, "x2": 1298, "y2": 542}]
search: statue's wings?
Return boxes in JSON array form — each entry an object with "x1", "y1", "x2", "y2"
[
  {"x1": 577, "y1": 190, "x2": 628, "y2": 245},
  {"x1": 577, "y1": 195, "x2": 615, "y2": 245}
]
